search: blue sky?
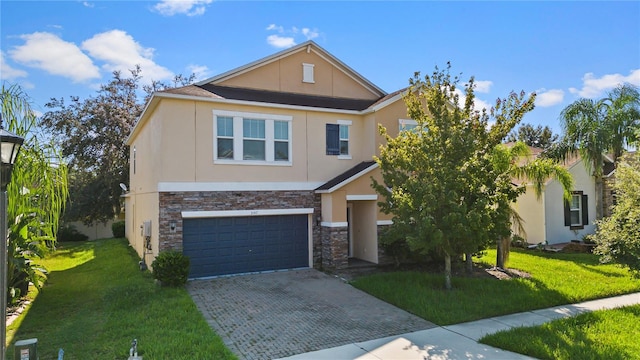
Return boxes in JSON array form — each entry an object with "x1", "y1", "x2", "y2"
[{"x1": 1, "y1": 1, "x2": 639, "y2": 135}]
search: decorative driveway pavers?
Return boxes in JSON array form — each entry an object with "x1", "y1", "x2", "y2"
[{"x1": 187, "y1": 268, "x2": 436, "y2": 360}]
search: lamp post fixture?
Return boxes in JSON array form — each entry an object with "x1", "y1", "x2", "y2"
[{"x1": 0, "y1": 120, "x2": 24, "y2": 360}]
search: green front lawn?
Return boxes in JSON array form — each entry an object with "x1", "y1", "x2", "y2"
[
  {"x1": 481, "y1": 304, "x2": 640, "y2": 360},
  {"x1": 6, "y1": 238, "x2": 236, "y2": 360},
  {"x1": 351, "y1": 248, "x2": 640, "y2": 325}
]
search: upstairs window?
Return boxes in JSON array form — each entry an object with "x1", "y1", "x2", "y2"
[
  {"x1": 214, "y1": 110, "x2": 292, "y2": 165},
  {"x1": 399, "y1": 119, "x2": 419, "y2": 133},
  {"x1": 326, "y1": 120, "x2": 351, "y2": 159},
  {"x1": 564, "y1": 191, "x2": 588, "y2": 230},
  {"x1": 217, "y1": 116, "x2": 234, "y2": 159},
  {"x1": 243, "y1": 119, "x2": 265, "y2": 160},
  {"x1": 302, "y1": 63, "x2": 315, "y2": 83}
]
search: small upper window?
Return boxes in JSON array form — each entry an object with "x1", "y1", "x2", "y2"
[
  {"x1": 303, "y1": 63, "x2": 315, "y2": 83},
  {"x1": 399, "y1": 119, "x2": 419, "y2": 133}
]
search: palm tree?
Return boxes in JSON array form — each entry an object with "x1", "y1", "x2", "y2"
[
  {"x1": 554, "y1": 83, "x2": 640, "y2": 219},
  {"x1": 494, "y1": 141, "x2": 574, "y2": 269}
]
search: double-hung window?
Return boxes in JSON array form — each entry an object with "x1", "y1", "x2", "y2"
[
  {"x1": 564, "y1": 191, "x2": 588, "y2": 230},
  {"x1": 326, "y1": 120, "x2": 351, "y2": 159},
  {"x1": 214, "y1": 110, "x2": 292, "y2": 165}
]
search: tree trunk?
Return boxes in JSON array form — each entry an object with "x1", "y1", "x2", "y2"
[
  {"x1": 496, "y1": 239, "x2": 504, "y2": 269},
  {"x1": 444, "y1": 252, "x2": 452, "y2": 290},
  {"x1": 465, "y1": 252, "x2": 473, "y2": 274},
  {"x1": 595, "y1": 176, "x2": 603, "y2": 220}
]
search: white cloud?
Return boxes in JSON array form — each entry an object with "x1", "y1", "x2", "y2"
[
  {"x1": 454, "y1": 88, "x2": 491, "y2": 113},
  {"x1": 569, "y1": 69, "x2": 640, "y2": 98},
  {"x1": 266, "y1": 24, "x2": 321, "y2": 48},
  {"x1": 0, "y1": 51, "x2": 28, "y2": 80},
  {"x1": 473, "y1": 80, "x2": 492, "y2": 93},
  {"x1": 187, "y1": 64, "x2": 210, "y2": 81},
  {"x1": 267, "y1": 35, "x2": 296, "y2": 49},
  {"x1": 82, "y1": 30, "x2": 173, "y2": 84},
  {"x1": 266, "y1": 24, "x2": 283, "y2": 33},
  {"x1": 153, "y1": 0, "x2": 212, "y2": 16},
  {"x1": 301, "y1": 28, "x2": 319, "y2": 40},
  {"x1": 9, "y1": 32, "x2": 100, "y2": 83},
  {"x1": 535, "y1": 88, "x2": 564, "y2": 107},
  {"x1": 83, "y1": 2, "x2": 94, "y2": 8}
]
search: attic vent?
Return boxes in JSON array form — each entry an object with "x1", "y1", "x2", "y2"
[{"x1": 302, "y1": 63, "x2": 315, "y2": 83}]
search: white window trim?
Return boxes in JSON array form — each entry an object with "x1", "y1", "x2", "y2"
[
  {"x1": 213, "y1": 110, "x2": 293, "y2": 166},
  {"x1": 337, "y1": 119, "x2": 352, "y2": 160},
  {"x1": 570, "y1": 194, "x2": 582, "y2": 226}
]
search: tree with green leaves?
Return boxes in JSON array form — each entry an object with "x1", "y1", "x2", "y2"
[
  {"x1": 40, "y1": 67, "x2": 194, "y2": 225},
  {"x1": 548, "y1": 83, "x2": 640, "y2": 219},
  {"x1": 506, "y1": 123, "x2": 558, "y2": 149},
  {"x1": 373, "y1": 65, "x2": 537, "y2": 289},
  {"x1": 2, "y1": 83, "x2": 68, "y2": 302},
  {"x1": 594, "y1": 151, "x2": 640, "y2": 277}
]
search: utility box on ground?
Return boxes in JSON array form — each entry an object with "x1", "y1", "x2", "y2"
[{"x1": 14, "y1": 338, "x2": 38, "y2": 360}]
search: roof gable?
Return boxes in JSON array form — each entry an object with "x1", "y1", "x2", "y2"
[{"x1": 196, "y1": 41, "x2": 386, "y2": 100}]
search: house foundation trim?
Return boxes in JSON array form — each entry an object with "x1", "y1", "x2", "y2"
[
  {"x1": 182, "y1": 208, "x2": 315, "y2": 218},
  {"x1": 159, "y1": 182, "x2": 324, "y2": 192}
]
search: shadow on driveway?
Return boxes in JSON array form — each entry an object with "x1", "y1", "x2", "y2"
[{"x1": 187, "y1": 269, "x2": 436, "y2": 360}]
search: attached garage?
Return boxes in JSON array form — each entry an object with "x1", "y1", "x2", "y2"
[{"x1": 182, "y1": 212, "x2": 311, "y2": 278}]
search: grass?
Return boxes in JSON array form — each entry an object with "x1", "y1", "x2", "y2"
[
  {"x1": 480, "y1": 304, "x2": 640, "y2": 360},
  {"x1": 6, "y1": 238, "x2": 236, "y2": 360},
  {"x1": 351, "y1": 248, "x2": 640, "y2": 325}
]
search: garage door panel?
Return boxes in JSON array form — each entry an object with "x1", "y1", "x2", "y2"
[{"x1": 183, "y1": 214, "x2": 309, "y2": 278}]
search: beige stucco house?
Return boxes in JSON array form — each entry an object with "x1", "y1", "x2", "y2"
[
  {"x1": 512, "y1": 146, "x2": 614, "y2": 245},
  {"x1": 124, "y1": 40, "x2": 418, "y2": 277}
]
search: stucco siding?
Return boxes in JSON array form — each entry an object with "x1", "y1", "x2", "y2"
[
  {"x1": 513, "y1": 187, "x2": 545, "y2": 244},
  {"x1": 544, "y1": 160, "x2": 597, "y2": 244}
]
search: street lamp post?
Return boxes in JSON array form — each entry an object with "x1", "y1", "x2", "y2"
[{"x1": 0, "y1": 122, "x2": 24, "y2": 360}]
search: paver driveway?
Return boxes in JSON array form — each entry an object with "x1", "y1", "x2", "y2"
[{"x1": 187, "y1": 268, "x2": 436, "y2": 360}]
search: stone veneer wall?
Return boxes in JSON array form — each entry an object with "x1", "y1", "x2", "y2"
[
  {"x1": 158, "y1": 190, "x2": 323, "y2": 267},
  {"x1": 320, "y1": 226, "x2": 348, "y2": 270}
]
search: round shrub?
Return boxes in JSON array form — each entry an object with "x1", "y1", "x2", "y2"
[
  {"x1": 151, "y1": 251, "x2": 190, "y2": 287},
  {"x1": 112, "y1": 220, "x2": 125, "y2": 238},
  {"x1": 57, "y1": 225, "x2": 89, "y2": 242}
]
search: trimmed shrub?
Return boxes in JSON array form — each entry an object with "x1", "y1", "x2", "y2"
[
  {"x1": 151, "y1": 251, "x2": 190, "y2": 287},
  {"x1": 57, "y1": 225, "x2": 89, "y2": 242},
  {"x1": 112, "y1": 220, "x2": 125, "y2": 238}
]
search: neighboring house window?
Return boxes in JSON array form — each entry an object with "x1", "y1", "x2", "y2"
[
  {"x1": 213, "y1": 110, "x2": 292, "y2": 165},
  {"x1": 326, "y1": 120, "x2": 352, "y2": 158},
  {"x1": 564, "y1": 191, "x2": 589, "y2": 230},
  {"x1": 398, "y1": 119, "x2": 418, "y2": 133}
]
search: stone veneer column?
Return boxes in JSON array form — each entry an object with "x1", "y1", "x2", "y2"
[{"x1": 321, "y1": 226, "x2": 348, "y2": 270}]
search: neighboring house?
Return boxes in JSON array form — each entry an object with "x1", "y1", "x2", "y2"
[
  {"x1": 124, "y1": 41, "x2": 418, "y2": 278},
  {"x1": 511, "y1": 145, "x2": 615, "y2": 245}
]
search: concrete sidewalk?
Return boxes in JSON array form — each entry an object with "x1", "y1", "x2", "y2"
[{"x1": 276, "y1": 292, "x2": 640, "y2": 360}]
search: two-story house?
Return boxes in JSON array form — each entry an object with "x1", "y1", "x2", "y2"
[{"x1": 125, "y1": 40, "x2": 411, "y2": 278}]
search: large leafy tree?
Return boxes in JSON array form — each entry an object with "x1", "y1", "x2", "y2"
[
  {"x1": 40, "y1": 68, "x2": 194, "y2": 224},
  {"x1": 1, "y1": 83, "x2": 68, "y2": 302},
  {"x1": 373, "y1": 65, "x2": 536, "y2": 289},
  {"x1": 594, "y1": 151, "x2": 640, "y2": 277},
  {"x1": 549, "y1": 83, "x2": 640, "y2": 219},
  {"x1": 506, "y1": 123, "x2": 558, "y2": 149}
]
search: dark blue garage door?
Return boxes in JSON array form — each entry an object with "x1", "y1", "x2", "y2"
[{"x1": 183, "y1": 215, "x2": 309, "y2": 278}]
